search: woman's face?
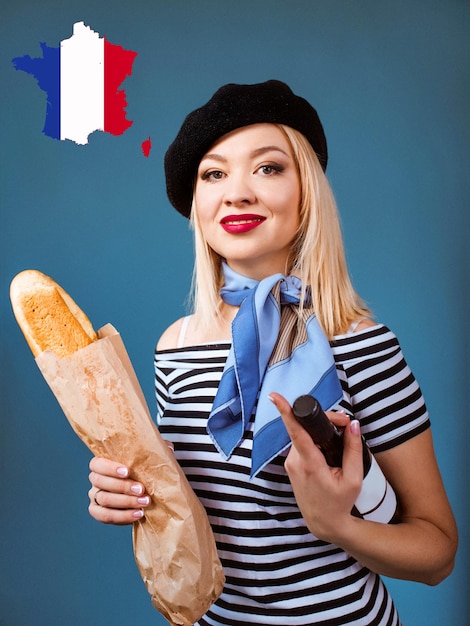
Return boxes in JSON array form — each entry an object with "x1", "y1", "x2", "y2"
[{"x1": 194, "y1": 123, "x2": 301, "y2": 280}]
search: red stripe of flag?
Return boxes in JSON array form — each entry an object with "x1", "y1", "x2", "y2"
[{"x1": 104, "y1": 38, "x2": 138, "y2": 135}]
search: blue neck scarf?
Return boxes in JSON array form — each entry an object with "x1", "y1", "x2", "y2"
[{"x1": 207, "y1": 263, "x2": 343, "y2": 478}]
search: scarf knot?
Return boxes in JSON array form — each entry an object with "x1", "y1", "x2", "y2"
[
  {"x1": 207, "y1": 262, "x2": 342, "y2": 478},
  {"x1": 220, "y1": 264, "x2": 306, "y2": 307}
]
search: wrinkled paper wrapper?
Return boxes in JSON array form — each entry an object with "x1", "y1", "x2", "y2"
[{"x1": 36, "y1": 324, "x2": 225, "y2": 626}]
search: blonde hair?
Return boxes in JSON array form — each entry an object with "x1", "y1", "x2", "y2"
[{"x1": 189, "y1": 124, "x2": 371, "y2": 339}]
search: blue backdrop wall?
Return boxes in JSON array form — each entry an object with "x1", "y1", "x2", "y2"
[{"x1": 1, "y1": 1, "x2": 468, "y2": 624}]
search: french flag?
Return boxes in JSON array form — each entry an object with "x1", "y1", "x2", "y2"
[{"x1": 37, "y1": 22, "x2": 137, "y2": 144}]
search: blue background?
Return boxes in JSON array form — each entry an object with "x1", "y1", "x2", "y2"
[{"x1": 1, "y1": 1, "x2": 468, "y2": 624}]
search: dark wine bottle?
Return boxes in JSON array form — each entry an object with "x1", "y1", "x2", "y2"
[{"x1": 292, "y1": 395, "x2": 398, "y2": 523}]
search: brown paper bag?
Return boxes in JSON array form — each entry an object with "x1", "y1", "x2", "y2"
[{"x1": 35, "y1": 323, "x2": 225, "y2": 626}]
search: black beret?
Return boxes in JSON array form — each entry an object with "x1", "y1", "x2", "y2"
[{"x1": 164, "y1": 80, "x2": 328, "y2": 217}]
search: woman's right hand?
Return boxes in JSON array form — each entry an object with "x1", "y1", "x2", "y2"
[{"x1": 88, "y1": 457, "x2": 151, "y2": 525}]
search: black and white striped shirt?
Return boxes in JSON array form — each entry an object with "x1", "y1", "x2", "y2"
[{"x1": 155, "y1": 324, "x2": 429, "y2": 625}]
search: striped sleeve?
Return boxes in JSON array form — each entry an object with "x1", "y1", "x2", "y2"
[{"x1": 331, "y1": 324, "x2": 430, "y2": 453}]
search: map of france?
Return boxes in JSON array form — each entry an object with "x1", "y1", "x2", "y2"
[{"x1": 12, "y1": 21, "x2": 138, "y2": 145}]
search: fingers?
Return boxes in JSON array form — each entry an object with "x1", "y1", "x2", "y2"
[
  {"x1": 88, "y1": 483, "x2": 150, "y2": 511},
  {"x1": 88, "y1": 457, "x2": 150, "y2": 525},
  {"x1": 270, "y1": 392, "x2": 364, "y2": 479},
  {"x1": 327, "y1": 410, "x2": 351, "y2": 429},
  {"x1": 89, "y1": 457, "x2": 145, "y2": 495},
  {"x1": 88, "y1": 490, "x2": 149, "y2": 525},
  {"x1": 89, "y1": 456, "x2": 130, "y2": 479},
  {"x1": 269, "y1": 392, "x2": 325, "y2": 462},
  {"x1": 269, "y1": 392, "x2": 309, "y2": 450},
  {"x1": 342, "y1": 420, "x2": 366, "y2": 490}
]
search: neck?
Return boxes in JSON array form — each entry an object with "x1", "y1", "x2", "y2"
[{"x1": 223, "y1": 260, "x2": 294, "y2": 282}]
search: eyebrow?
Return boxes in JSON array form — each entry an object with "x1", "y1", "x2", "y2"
[{"x1": 200, "y1": 145, "x2": 290, "y2": 164}]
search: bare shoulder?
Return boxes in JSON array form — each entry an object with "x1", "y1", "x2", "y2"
[
  {"x1": 156, "y1": 317, "x2": 186, "y2": 351},
  {"x1": 354, "y1": 318, "x2": 377, "y2": 332},
  {"x1": 157, "y1": 312, "x2": 232, "y2": 350}
]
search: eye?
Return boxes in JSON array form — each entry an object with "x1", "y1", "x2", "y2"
[
  {"x1": 201, "y1": 169, "x2": 225, "y2": 182},
  {"x1": 257, "y1": 163, "x2": 284, "y2": 176}
]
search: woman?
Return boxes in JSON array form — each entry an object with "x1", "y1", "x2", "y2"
[{"x1": 88, "y1": 80, "x2": 457, "y2": 625}]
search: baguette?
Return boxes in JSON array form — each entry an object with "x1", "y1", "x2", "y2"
[
  {"x1": 9, "y1": 269, "x2": 225, "y2": 624},
  {"x1": 10, "y1": 270, "x2": 97, "y2": 357}
]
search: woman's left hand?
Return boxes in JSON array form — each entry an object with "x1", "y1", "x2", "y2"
[
  {"x1": 269, "y1": 392, "x2": 364, "y2": 544},
  {"x1": 269, "y1": 391, "x2": 458, "y2": 586}
]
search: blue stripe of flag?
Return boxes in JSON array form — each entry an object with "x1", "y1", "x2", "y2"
[
  {"x1": 38, "y1": 43, "x2": 60, "y2": 140},
  {"x1": 12, "y1": 42, "x2": 60, "y2": 140}
]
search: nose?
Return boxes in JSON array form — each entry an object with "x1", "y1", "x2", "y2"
[{"x1": 223, "y1": 173, "x2": 256, "y2": 207}]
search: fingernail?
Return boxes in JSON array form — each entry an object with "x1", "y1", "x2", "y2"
[
  {"x1": 117, "y1": 466, "x2": 129, "y2": 477},
  {"x1": 133, "y1": 509, "x2": 144, "y2": 519},
  {"x1": 350, "y1": 420, "x2": 360, "y2": 435},
  {"x1": 138, "y1": 496, "x2": 150, "y2": 506},
  {"x1": 131, "y1": 484, "x2": 143, "y2": 495},
  {"x1": 268, "y1": 394, "x2": 275, "y2": 403}
]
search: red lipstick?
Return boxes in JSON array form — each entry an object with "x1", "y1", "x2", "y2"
[{"x1": 220, "y1": 214, "x2": 266, "y2": 234}]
